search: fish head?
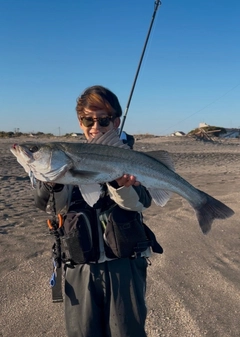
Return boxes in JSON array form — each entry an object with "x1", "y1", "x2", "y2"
[{"x1": 10, "y1": 142, "x2": 73, "y2": 182}]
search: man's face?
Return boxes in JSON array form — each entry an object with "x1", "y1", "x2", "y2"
[{"x1": 79, "y1": 109, "x2": 120, "y2": 140}]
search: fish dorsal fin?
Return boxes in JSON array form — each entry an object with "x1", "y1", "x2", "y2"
[
  {"x1": 147, "y1": 150, "x2": 175, "y2": 172},
  {"x1": 88, "y1": 130, "x2": 130, "y2": 149}
]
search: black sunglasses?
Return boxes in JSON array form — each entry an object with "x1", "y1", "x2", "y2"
[{"x1": 80, "y1": 116, "x2": 114, "y2": 127}]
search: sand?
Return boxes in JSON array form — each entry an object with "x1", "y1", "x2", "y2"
[{"x1": 0, "y1": 136, "x2": 239, "y2": 337}]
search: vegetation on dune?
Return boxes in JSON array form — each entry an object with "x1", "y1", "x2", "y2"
[{"x1": 0, "y1": 131, "x2": 55, "y2": 138}]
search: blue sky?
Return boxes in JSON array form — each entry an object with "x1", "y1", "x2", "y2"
[{"x1": 1, "y1": 0, "x2": 240, "y2": 136}]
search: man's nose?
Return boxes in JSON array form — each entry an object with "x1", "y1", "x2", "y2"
[{"x1": 91, "y1": 120, "x2": 101, "y2": 128}]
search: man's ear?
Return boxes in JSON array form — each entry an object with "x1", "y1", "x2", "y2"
[{"x1": 113, "y1": 117, "x2": 120, "y2": 129}]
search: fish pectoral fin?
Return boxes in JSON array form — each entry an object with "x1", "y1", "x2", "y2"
[
  {"x1": 148, "y1": 188, "x2": 172, "y2": 206},
  {"x1": 78, "y1": 184, "x2": 102, "y2": 207}
]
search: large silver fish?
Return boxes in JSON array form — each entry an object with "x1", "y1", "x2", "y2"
[{"x1": 10, "y1": 130, "x2": 234, "y2": 234}]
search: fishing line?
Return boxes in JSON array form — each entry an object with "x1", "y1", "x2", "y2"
[
  {"x1": 160, "y1": 83, "x2": 240, "y2": 134},
  {"x1": 119, "y1": 0, "x2": 162, "y2": 134}
]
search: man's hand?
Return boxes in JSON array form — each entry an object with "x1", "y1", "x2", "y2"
[{"x1": 115, "y1": 174, "x2": 140, "y2": 187}]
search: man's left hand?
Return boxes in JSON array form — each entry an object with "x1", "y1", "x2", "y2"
[{"x1": 115, "y1": 174, "x2": 140, "y2": 187}]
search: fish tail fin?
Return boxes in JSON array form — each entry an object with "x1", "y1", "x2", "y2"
[{"x1": 194, "y1": 192, "x2": 234, "y2": 234}]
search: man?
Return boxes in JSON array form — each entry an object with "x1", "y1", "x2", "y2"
[{"x1": 34, "y1": 85, "x2": 152, "y2": 337}]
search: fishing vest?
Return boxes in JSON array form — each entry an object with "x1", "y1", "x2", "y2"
[{"x1": 47, "y1": 185, "x2": 163, "y2": 267}]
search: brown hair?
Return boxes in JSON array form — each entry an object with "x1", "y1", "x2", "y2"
[{"x1": 76, "y1": 85, "x2": 122, "y2": 120}]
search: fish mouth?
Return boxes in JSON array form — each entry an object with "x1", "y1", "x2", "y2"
[
  {"x1": 12, "y1": 144, "x2": 18, "y2": 150},
  {"x1": 11, "y1": 144, "x2": 19, "y2": 155},
  {"x1": 11, "y1": 144, "x2": 34, "y2": 162}
]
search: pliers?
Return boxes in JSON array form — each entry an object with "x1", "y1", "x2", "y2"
[{"x1": 47, "y1": 214, "x2": 63, "y2": 230}]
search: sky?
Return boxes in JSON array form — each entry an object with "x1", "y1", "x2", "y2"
[{"x1": 1, "y1": 0, "x2": 240, "y2": 136}]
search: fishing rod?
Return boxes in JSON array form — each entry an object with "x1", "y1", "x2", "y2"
[{"x1": 119, "y1": 0, "x2": 162, "y2": 135}]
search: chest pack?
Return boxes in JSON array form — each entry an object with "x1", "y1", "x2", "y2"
[{"x1": 100, "y1": 205, "x2": 163, "y2": 258}]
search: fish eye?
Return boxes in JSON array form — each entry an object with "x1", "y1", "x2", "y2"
[{"x1": 29, "y1": 145, "x2": 39, "y2": 153}]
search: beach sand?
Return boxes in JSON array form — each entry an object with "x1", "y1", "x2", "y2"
[{"x1": 0, "y1": 136, "x2": 239, "y2": 337}]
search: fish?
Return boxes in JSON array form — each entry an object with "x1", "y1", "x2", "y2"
[{"x1": 10, "y1": 130, "x2": 234, "y2": 234}]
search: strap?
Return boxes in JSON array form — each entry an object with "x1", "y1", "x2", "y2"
[
  {"x1": 50, "y1": 258, "x2": 63, "y2": 302},
  {"x1": 47, "y1": 188, "x2": 64, "y2": 303},
  {"x1": 48, "y1": 231, "x2": 63, "y2": 302}
]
